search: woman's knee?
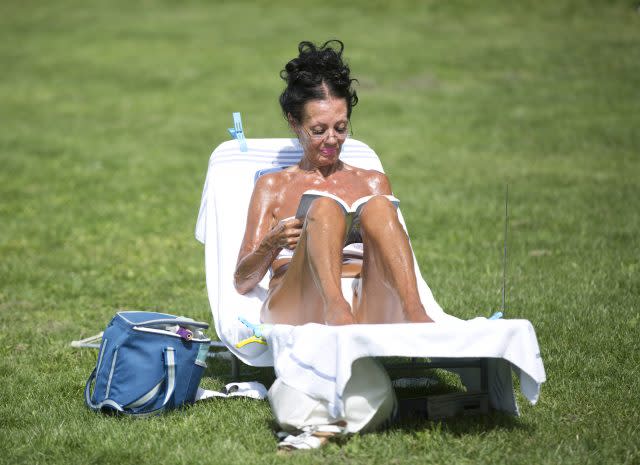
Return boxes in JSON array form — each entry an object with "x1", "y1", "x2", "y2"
[
  {"x1": 306, "y1": 197, "x2": 346, "y2": 227},
  {"x1": 359, "y1": 196, "x2": 399, "y2": 231}
]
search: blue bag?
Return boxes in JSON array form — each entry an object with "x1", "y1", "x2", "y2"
[{"x1": 84, "y1": 311, "x2": 211, "y2": 416}]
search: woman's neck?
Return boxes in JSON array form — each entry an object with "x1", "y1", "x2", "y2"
[{"x1": 298, "y1": 158, "x2": 343, "y2": 178}]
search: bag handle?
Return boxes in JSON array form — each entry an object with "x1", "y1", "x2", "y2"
[
  {"x1": 84, "y1": 347, "x2": 177, "y2": 416},
  {"x1": 132, "y1": 318, "x2": 209, "y2": 330}
]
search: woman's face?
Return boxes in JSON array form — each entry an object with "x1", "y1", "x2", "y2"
[{"x1": 296, "y1": 96, "x2": 349, "y2": 168}]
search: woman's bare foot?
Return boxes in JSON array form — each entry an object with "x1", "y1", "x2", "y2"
[
  {"x1": 404, "y1": 304, "x2": 434, "y2": 323},
  {"x1": 325, "y1": 300, "x2": 356, "y2": 325}
]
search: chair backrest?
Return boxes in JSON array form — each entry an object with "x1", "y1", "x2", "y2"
[{"x1": 196, "y1": 138, "x2": 448, "y2": 366}]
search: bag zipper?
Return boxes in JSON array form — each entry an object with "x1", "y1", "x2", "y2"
[{"x1": 132, "y1": 326, "x2": 210, "y2": 342}]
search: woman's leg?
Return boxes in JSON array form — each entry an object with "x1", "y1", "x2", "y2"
[
  {"x1": 261, "y1": 197, "x2": 355, "y2": 325},
  {"x1": 353, "y1": 196, "x2": 433, "y2": 323}
]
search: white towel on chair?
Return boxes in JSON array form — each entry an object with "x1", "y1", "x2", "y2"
[{"x1": 266, "y1": 319, "x2": 545, "y2": 417}]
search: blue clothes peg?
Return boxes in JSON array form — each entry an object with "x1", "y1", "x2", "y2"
[
  {"x1": 238, "y1": 316, "x2": 264, "y2": 338},
  {"x1": 236, "y1": 317, "x2": 268, "y2": 348},
  {"x1": 227, "y1": 112, "x2": 248, "y2": 152}
]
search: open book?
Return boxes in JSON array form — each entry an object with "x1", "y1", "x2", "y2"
[{"x1": 295, "y1": 190, "x2": 400, "y2": 245}]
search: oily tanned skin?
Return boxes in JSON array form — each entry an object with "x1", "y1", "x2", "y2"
[{"x1": 234, "y1": 95, "x2": 433, "y2": 325}]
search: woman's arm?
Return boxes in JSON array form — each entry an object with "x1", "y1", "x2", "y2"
[{"x1": 234, "y1": 175, "x2": 302, "y2": 294}]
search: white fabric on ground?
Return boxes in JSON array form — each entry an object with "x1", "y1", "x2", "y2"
[
  {"x1": 269, "y1": 357, "x2": 396, "y2": 433},
  {"x1": 195, "y1": 382, "x2": 268, "y2": 401},
  {"x1": 196, "y1": 137, "x2": 546, "y2": 419}
]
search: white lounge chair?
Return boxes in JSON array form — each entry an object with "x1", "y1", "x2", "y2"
[{"x1": 195, "y1": 130, "x2": 546, "y2": 419}]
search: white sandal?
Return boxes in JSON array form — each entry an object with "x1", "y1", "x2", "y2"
[{"x1": 277, "y1": 424, "x2": 347, "y2": 451}]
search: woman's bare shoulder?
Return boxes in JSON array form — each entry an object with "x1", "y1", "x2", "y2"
[
  {"x1": 342, "y1": 163, "x2": 391, "y2": 193},
  {"x1": 254, "y1": 166, "x2": 297, "y2": 189}
]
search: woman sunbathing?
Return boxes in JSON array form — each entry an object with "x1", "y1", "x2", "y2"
[{"x1": 234, "y1": 40, "x2": 433, "y2": 326}]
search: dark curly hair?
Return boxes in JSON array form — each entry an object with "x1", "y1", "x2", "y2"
[{"x1": 279, "y1": 40, "x2": 358, "y2": 125}]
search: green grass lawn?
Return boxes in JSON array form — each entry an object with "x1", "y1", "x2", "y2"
[{"x1": 1, "y1": 0, "x2": 639, "y2": 463}]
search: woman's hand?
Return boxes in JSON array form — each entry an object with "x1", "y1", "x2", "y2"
[
  {"x1": 234, "y1": 217, "x2": 303, "y2": 294},
  {"x1": 263, "y1": 217, "x2": 303, "y2": 251}
]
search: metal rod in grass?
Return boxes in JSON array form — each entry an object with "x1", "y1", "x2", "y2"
[
  {"x1": 502, "y1": 183, "x2": 509, "y2": 313},
  {"x1": 490, "y1": 183, "x2": 509, "y2": 320}
]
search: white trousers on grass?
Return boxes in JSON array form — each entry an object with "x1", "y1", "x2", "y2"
[{"x1": 268, "y1": 357, "x2": 396, "y2": 434}]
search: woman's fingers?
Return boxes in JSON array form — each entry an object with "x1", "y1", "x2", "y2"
[
  {"x1": 282, "y1": 217, "x2": 303, "y2": 229},
  {"x1": 284, "y1": 226, "x2": 302, "y2": 237},
  {"x1": 279, "y1": 218, "x2": 302, "y2": 249},
  {"x1": 280, "y1": 219, "x2": 302, "y2": 235},
  {"x1": 283, "y1": 227, "x2": 301, "y2": 249},
  {"x1": 285, "y1": 237, "x2": 298, "y2": 249}
]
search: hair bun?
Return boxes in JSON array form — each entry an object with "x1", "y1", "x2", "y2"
[{"x1": 279, "y1": 40, "x2": 358, "y2": 124}]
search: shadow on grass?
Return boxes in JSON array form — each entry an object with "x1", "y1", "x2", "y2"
[
  {"x1": 387, "y1": 364, "x2": 532, "y2": 435},
  {"x1": 205, "y1": 357, "x2": 531, "y2": 438},
  {"x1": 390, "y1": 409, "x2": 530, "y2": 436},
  {"x1": 262, "y1": 411, "x2": 528, "y2": 452},
  {"x1": 204, "y1": 354, "x2": 531, "y2": 443},
  {"x1": 203, "y1": 358, "x2": 276, "y2": 387}
]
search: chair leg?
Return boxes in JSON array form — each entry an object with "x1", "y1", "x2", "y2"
[
  {"x1": 480, "y1": 358, "x2": 489, "y2": 393},
  {"x1": 230, "y1": 353, "x2": 241, "y2": 380}
]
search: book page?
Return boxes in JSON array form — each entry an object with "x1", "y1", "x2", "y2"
[
  {"x1": 352, "y1": 194, "x2": 400, "y2": 215},
  {"x1": 295, "y1": 190, "x2": 350, "y2": 219},
  {"x1": 294, "y1": 191, "x2": 400, "y2": 245}
]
